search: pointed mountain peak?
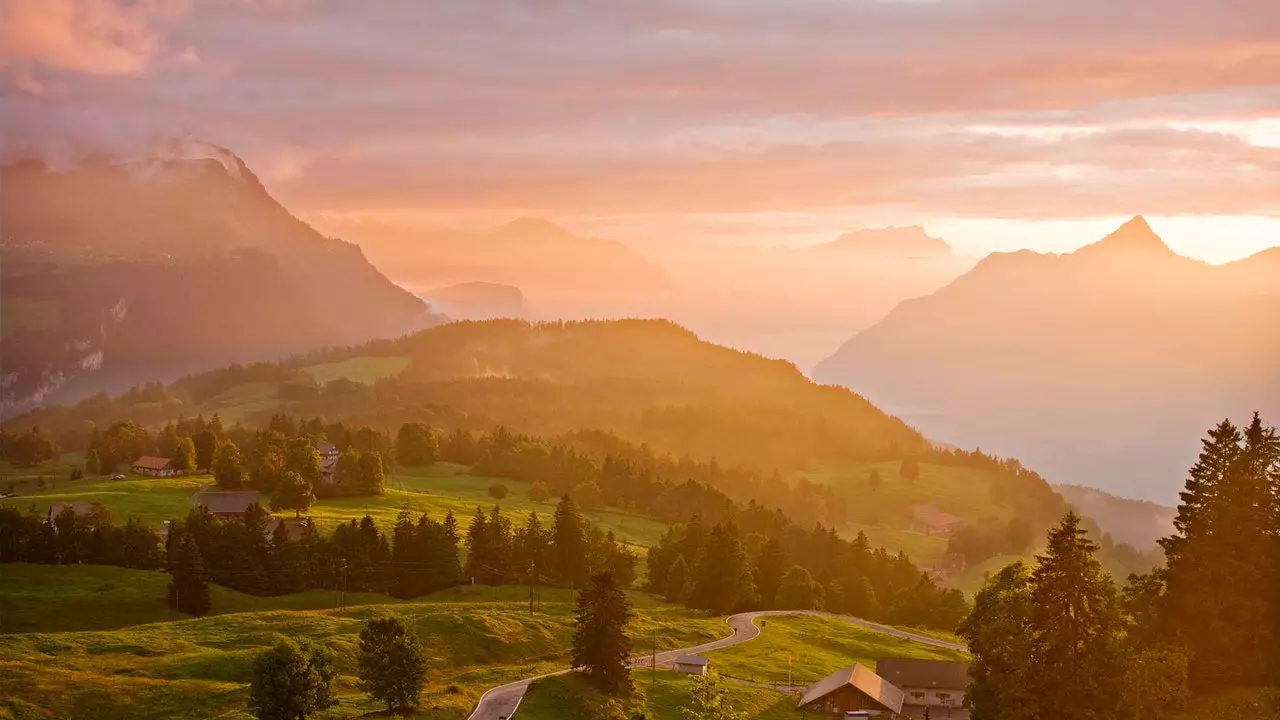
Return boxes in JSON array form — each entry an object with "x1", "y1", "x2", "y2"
[{"x1": 1075, "y1": 216, "x2": 1175, "y2": 259}]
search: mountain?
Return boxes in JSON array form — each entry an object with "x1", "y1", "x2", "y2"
[
  {"x1": 0, "y1": 142, "x2": 435, "y2": 416},
  {"x1": 813, "y1": 217, "x2": 1280, "y2": 502},
  {"x1": 324, "y1": 217, "x2": 670, "y2": 319},
  {"x1": 815, "y1": 226, "x2": 954, "y2": 258},
  {"x1": 422, "y1": 282, "x2": 526, "y2": 320},
  {"x1": 1054, "y1": 484, "x2": 1175, "y2": 550}
]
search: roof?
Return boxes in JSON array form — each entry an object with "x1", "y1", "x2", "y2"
[
  {"x1": 198, "y1": 490, "x2": 261, "y2": 514},
  {"x1": 913, "y1": 504, "x2": 964, "y2": 530},
  {"x1": 266, "y1": 517, "x2": 309, "y2": 541},
  {"x1": 799, "y1": 664, "x2": 905, "y2": 714},
  {"x1": 876, "y1": 658, "x2": 970, "y2": 692},
  {"x1": 49, "y1": 502, "x2": 94, "y2": 517},
  {"x1": 315, "y1": 441, "x2": 337, "y2": 454},
  {"x1": 674, "y1": 656, "x2": 709, "y2": 666},
  {"x1": 131, "y1": 456, "x2": 173, "y2": 470}
]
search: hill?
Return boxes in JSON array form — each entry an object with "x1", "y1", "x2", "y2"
[
  {"x1": 814, "y1": 217, "x2": 1280, "y2": 502},
  {"x1": 422, "y1": 282, "x2": 526, "y2": 320},
  {"x1": 0, "y1": 142, "x2": 437, "y2": 418},
  {"x1": 815, "y1": 226, "x2": 954, "y2": 258},
  {"x1": 1053, "y1": 484, "x2": 1175, "y2": 550}
]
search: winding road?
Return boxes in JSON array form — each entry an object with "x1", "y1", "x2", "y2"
[{"x1": 466, "y1": 611, "x2": 967, "y2": 719}]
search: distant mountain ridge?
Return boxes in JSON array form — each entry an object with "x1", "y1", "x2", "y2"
[
  {"x1": 0, "y1": 142, "x2": 437, "y2": 416},
  {"x1": 813, "y1": 217, "x2": 1280, "y2": 502},
  {"x1": 816, "y1": 226, "x2": 954, "y2": 258}
]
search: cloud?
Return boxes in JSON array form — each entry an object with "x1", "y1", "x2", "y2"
[{"x1": 0, "y1": 0, "x2": 187, "y2": 77}]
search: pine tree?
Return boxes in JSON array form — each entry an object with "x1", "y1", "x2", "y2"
[
  {"x1": 1025, "y1": 512, "x2": 1122, "y2": 720},
  {"x1": 688, "y1": 523, "x2": 756, "y2": 614},
  {"x1": 664, "y1": 555, "x2": 688, "y2": 603},
  {"x1": 84, "y1": 449, "x2": 101, "y2": 476},
  {"x1": 465, "y1": 506, "x2": 490, "y2": 583},
  {"x1": 191, "y1": 429, "x2": 217, "y2": 471},
  {"x1": 753, "y1": 536, "x2": 785, "y2": 609},
  {"x1": 571, "y1": 572, "x2": 633, "y2": 695},
  {"x1": 553, "y1": 495, "x2": 590, "y2": 587},
  {"x1": 357, "y1": 616, "x2": 427, "y2": 713},
  {"x1": 356, "y1": 451, "x2": 385, "y2": 495},
  {"x1": 167, "y1": 534, "x2": 211, "y2": 616},
  {"x1": 172, "y1": 437, "x2": 197, "y2": 474}
]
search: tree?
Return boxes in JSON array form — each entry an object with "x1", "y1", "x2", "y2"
[
  {"x1": 664, "y1": 555, "x2": 688, "y2": 603},
  {"x1": 867, "y1": 469, "x2": 882, "y2": 492},
  {"x1": 191, "y1": 429, "x2": 217, "y2": 471},
  {"x1": 248, "y1": 638, "x2": 337, "y2": 720},
  {"x1": 776, "y1": 565, "x2": 821, "y2": 610},
  {"x1": 553, "y1": 495, "x2": 590, "y2": 586},
  {"x1": 285, "y1": 438, "x2": 323, "y2": 488},
  {"x1": 528, "y1": 481, "x2": 551, "y2": 503},
  {"x1": 1025, "y1": 512, "x2": 1122, "y2": 720},
  {"x1": 272, "y1": 470, "x2": 315, "y2": 517},
  {"x1": 688, "y1": 523, "x2": 756, "y2": 614},
  {"x1": 488, "y1": 483, "x2": 509, "y2": 500},
  {"x1": 1119, "y1": 646, "x2": 1189, "y2": 720},
  {"x1": 682, "y1": 672, "x2": 745, "y2": 720},
  {"x1": 899, "y1": 456, "x2": 920, "y2": 482},
  {"x1": 753, "y1": 537, "x2": 785, "y2": 609},
  {"x1": 571, "y1": 572, "x2": 633, "y2": 695},
  {"x1": 84, "y1": 449, "x2": 101, "y2": 476},
  {"x1": 571, "y1": 481, "x2": 604, "y2": 511},
  {"x1": 172, "y1": 437, "x2": 197, "y2": 474},
  {"x1": 212, "y1": 440, "x2": 244, "y2": 490},
  {"x1": 167, "y1": 534, "x2": 211, "y2": 616},
  {"x1": 357, "y1": 616, "x2": 428, "y2": 713},
  {"x1": 958, "y1": 562, "x2": 1035, "y2": 720},
  {"x1": 356, "y1": 451, "x2": 385, "y2": 495},
  {"x1": 394, "y1": 423, "x2": 438, "y2": 467}
]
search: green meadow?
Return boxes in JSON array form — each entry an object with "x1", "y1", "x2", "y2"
[
  {"x1": 302, "y1": 356, "x2": 411, "y2": 385},
  {"x1": 703, "y1": 614, "x2": 969, "y2": 688},
  {"x1": 519, "y1": 670, "x2": 803, "y2": 720},
  {"x1": 0, "y1": 565, "x2": 725, "y2": 720}
]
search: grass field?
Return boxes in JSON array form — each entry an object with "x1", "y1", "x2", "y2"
[
  {"x1": 520, "y1": 670, "x2": 802, "y2": 720},
  {"x1": 951, "y1": 553, "x2": 1034, "y2": 595},
  {"x1": 0, "y1": 453, "x2": 86, "y2": 496},
  {"x1": 1166, "y1": 687, "x2": 1280, "y2": 720},
  {"x1": 197, "y1": 381, "x2": 285, "y2": 423},
  {"x1": 0, "y1": 297, "x2": 61, "y2": 339},
  {"x1": 302, "y1": 355, "x2": 411, "y2": 385},
  {"x1": 5, "y1": 463, "x2": 669, "y2": 549},
  {"x1": 0, "y1": 567, "x2": 725, "y2": 720},
  {"x1": 704, "y1": 614, "x2": 969, "y2": 688}
]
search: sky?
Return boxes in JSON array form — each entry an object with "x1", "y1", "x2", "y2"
[{"x1": 2, "y1": 0, "x2": 1278, "y2": 263}]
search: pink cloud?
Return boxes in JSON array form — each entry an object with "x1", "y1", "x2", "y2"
[{"x1": 0, "y1": 0, "x2": 186, "y2": 76}]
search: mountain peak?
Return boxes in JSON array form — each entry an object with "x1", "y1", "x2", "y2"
[
  {"x1": 494, "y1": 217, "x2": 575, "y2": 240},
  {"x1": 822, "y1": 226, "x2": 953, "y2": 257},
  {"x1": 1074, "y1": 216, "x2": 1175, "y2": 259}
]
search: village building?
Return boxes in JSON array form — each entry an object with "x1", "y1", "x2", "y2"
[
  {"x1": 191, "y1": 487, "x2": 262, "y2": 521},
  {"x1": 316, "y1": 441, "x2": 340, "y2": 485},
  {"x1": 47, "y1": 501, "x2": 94, "y2": 521},
  {"x1": 132, "y1": 455, "x2": 180, "y2": 477},
  {"x1": 910, "y1": 504, "x2": 965, "y2": 536},
  {"x1": 798, "y1": 664, "x2": 905, "y2": 717},
  {"x1": 673, "y1": 655, "x2": 709, "y2": 676},
  {"x1": 876, "y1": 659, "x2": 970, "y2": 718},
  {"x1": 265, "y1": 516, "x2": 310, "y2": 542}
]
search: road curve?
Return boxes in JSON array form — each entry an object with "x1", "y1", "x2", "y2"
[{"x1": 466, "y1": 611, "x2": 966, "y2": 719}]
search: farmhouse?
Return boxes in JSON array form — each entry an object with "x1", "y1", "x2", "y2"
[
  {"x1": 132, "y1": 456, "x2": 180, "y2": 477},
  {"x1": 673, "y1": 655, "x2": 709, "y2": 676},
  {"x1": 317, "y1": 441, "x2": 339, "y2": 484},
  {"x1": 265, "y1": 516, "x2": 310, "y2": 541},
  {"x1": 876, "y1": 658, "x2": 969, "y2": 714},
  {"x1": 798, "y1": 664, "x2": 905, "y2": 716},
  {"x1": 910, "y1": 504, "x2": 964, "y2": 535},
  {"x1": 192, "y1": 487, "x2": 262, "y2": 521}
]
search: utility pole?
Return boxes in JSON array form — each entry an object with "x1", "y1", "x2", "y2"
[
  {"x1": 528, "y1": 562, "x2": 535, "y2": 616},
  {"x1": 651, "y1": 630, "x2": 657, "y2": 687},
  {"x1": 788, "y1": 651, "x2": 793, "y2": 688},
  {"x1": 338, "y1": 558, "x2": 348, "y2": 611}
]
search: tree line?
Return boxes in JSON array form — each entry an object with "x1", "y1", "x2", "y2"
[{"x1": 960, "y1": 413, "x2": 1280, "y2": 720}]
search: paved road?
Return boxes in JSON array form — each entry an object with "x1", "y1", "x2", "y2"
[{"x1": 466, "y1": 611, "x2": 967, "y2": 719}]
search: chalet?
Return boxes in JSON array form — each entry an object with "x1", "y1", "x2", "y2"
[
  {"x1": 910, "y1": 505, "x2": 964, "y2": 536},
  {"x1": 317, "y1": 441, "x2": 339, "y2": 485},
  {"x1": 132, "y1": 456, "x2": 180, "y2": 477},
  {"x1": 876, "y1": 659, "x2": 969, "y2": 715},
  {"x1": 798, "y1": 664, "x2": 905, "y2": 717},
  {"x1": 673, "y1": 655, "x2": 709, "y2": 676},
  {"x1": 192, "y1": 487, "x2": 261, "y2": 521}
]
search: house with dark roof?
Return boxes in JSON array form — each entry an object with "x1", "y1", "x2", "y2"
[
  {"x1": 132, "y1": 456, "x2": 180, "y2": 477},
  {"x1": 316, "y1": 441, "x2": 340, "y2": 484},
  {"x1": 192, "y1": 487, "x2": 261, "y2": 520},
  {"x1": 876, "y1": 658, "x2": 969, "y2": 714},
  {"x1": 798, "y1": 664, "x2": 905, "y2": 716},
  {"x1": 266, "y1": 517, "x2": 310, "y2": 542},
  {"x1": 910, "y1": 504, "x2": 965, "y2": 536},
  {"x1": 673, "y1": 655, "x2": 709, "y2": 676}
]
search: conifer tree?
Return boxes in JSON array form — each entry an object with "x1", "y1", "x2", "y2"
[
  {"x1": 664, "y1": 555, "x2": 687, "y2": 603},
  {"x1": 84, "y1": 449, "x2": 101, "y2": 476},
  {"x1": 571, "y1": 572, "x2": 633, "y2": 695},
  {"x1": 172, "y1": 437, "x2": 197, "y2": 474},
  {"x1": 167, "y1": 534, "x2": 211, "y2": 616},
  {"x1": 553, "y1": 494, "x2": 590, "y2": 587},
  {"x1": 465, "y1": 506, "x2": 490, "y2": 583},
  {"x1": 688, "y1": 523, "x2": 756, "y2": 614},
  {"x1": 753, "y1": 537, "x2": 786, "y2": 609},
  {"x1": 1025, "y1": 512, "x2": 1122, "y2": 720}
]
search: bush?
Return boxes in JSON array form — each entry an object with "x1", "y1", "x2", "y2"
[
  {"x1": 488, "y1": 483, "x2": 509, "y2": 500},
  {"x1": 529, "y1": 481, "x2": 551, "y2": 503}
]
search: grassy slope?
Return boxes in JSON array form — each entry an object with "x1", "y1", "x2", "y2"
[
  {"x1": 1166, "y1": 687, "x2": 1280, "y2": 720},
  {"x1": 302, "y1": 356, "x2": 411, "y2": 385},
  {"x1": 0, "y1": 568, "x2": 724, "y2": 720},
  {"x1": 519, "y1": 670, "x2": 802, "y2": 720},
  {"x1": 6, "y1": 463, "x2": 667, "y2": 548},
  {"x1": 0, "y1": 453, "x2": 86, "y2": 495},
  {"x1": 805, "y1": 460, "x2": 1014, "y2": 568},
  {"x1": 704, "y1": 614, "x2": 969, "y2": 687}
]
